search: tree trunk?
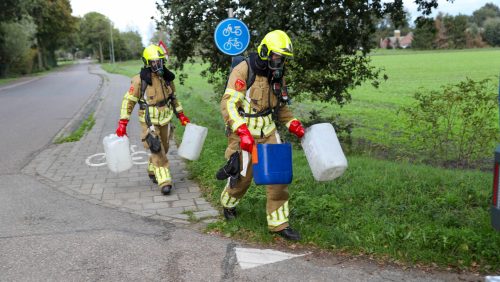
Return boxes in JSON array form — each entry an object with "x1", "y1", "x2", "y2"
[
  {"x1": 98, "y1": 41, "x2": 103, "y2": 63},
  {"x1": 36, "y1": 38, "x2": 43, "y2": 71}
]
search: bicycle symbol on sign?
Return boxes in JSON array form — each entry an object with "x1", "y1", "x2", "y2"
[
  {"x1": 222, "y1": 24, "x2": 242, "y2": 37},
  {"x1": 85, "y1": 145, "x2": 150, "y2": 167},
  {"x1": 223, "y1": 38, "x2": 243, "y2": 50}
]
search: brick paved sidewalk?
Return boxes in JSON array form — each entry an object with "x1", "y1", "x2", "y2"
[{"x1": 23, "y1": 65, "x2": 219, "y2": 226}]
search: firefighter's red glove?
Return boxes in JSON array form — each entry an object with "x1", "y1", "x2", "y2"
[
  {"x1": 177, "y1": 112, "x2": 190, "y2": 126},
  {"x1": 235, "y1": 124, "x2": 254, "y2": 152},
  {"x1": 289, "y1": 120, "x2": 305, "y2": 139},
  {"x1": 115, "y1": 119, "x2": 129, "y2": 137}
]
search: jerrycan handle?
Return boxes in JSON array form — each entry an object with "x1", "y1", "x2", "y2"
[{"x1": 251, "y1": 144, "x2": 258, "y2": 164}]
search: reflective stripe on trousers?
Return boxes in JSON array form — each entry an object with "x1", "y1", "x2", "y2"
[
  {"x1": 139, "y1": 106, "x2": 174, "y2": 126},
  {"x1": 220, "y1": 185, "x2": 240, "y2": 208},
  {"x1": 152, "y1": 163, "x2": 171, "y2": 186},
  {"x1": 267, "y1": 201, "x2": 289, "y2": 228},
  {"x1": 148, "y1": 162, "x2": 155, "y2": 174}
]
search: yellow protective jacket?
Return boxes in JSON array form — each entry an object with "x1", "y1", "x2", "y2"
[
  {"x1": 220, "y1": 61, "x2": 298, "y2": 137},
  {"x1": 120, "y1": 72, "x2": 183, "y2": 126}
]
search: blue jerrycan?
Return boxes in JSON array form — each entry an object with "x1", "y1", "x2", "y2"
[{"x1": 252, "y1": 143, "x2": 293, "y2": 185}]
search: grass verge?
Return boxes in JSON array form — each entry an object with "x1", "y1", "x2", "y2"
[{"x1": 55, "y1": 113, "x2": 95, "y2": 143}]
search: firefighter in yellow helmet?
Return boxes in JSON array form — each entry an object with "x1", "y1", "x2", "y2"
[
  {"x1": 219, "y1": 30, "x2": 305, "y2": 241},
  {"x1": 116, "y1": 44, "x2": 190, "y2": 195}
]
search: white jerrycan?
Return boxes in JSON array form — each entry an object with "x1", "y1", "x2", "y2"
[
  {"x1": 301, "y1": 123, "x2": 348, "y2": 181},
  {"x1": 177, "y1": 123, "x2": 208, "y2": 161},
  {"x1": 102, "y1": 134, "x2": 133, "y2": 173}
]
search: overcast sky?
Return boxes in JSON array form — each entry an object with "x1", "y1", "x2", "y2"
[
  {"x1": 403, "y1": 0, "x2": 494, "y2": 21},
  {"x1": 70, "y1": 0, "x2": 158, "y2": 46},
  {"x1": 70, "y1": 0, "x2": 495, "y2": 46}
]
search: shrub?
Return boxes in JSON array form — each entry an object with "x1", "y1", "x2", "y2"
[
  {"x1": 0, "y1": 16, "x2": 36, "y2": 76},
  {"x1": 400, "y1": 78, "x2": 497, "y2": 167}
]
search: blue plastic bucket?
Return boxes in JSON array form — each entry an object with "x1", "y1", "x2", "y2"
[{"x1": 252, "y1": 143, "x2": 293, "y2": 185}]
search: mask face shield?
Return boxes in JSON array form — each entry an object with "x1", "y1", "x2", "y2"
[
  {"x1": 150, "y1": 58, "x2": 164, "y2": 74},
  {"x1": 268, "y1": 52, "x2": 286, "y2": 70}
]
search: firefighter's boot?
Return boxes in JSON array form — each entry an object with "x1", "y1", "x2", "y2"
[
  {"x1": 148, "y1": 174, "x2": 158, "y2": 184},
  {"x1": 223, "y1": 207, "x2": 237, "y2": 220},
  {"x1": 161, "y1": 185, "x2": 172, "y2": 195},
  {"x1": 276, "y1": 226, "x2": 301, "y2": 241}
]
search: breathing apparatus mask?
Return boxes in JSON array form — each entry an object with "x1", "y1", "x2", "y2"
[
  {"x1": 268, "y1": 52, "x2": 286, "y2": 79},
  {"x1": 268, "y1": 52, "x2": 285, "y2": 70},
  {"x1": 150, "y1": 58, "x2": 164, "y2": 76}
]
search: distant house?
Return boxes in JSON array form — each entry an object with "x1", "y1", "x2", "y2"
[{"x1": 380, "y1": 30, "x2": 414, "y2": 49}]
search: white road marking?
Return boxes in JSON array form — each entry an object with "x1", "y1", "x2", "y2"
[
  {"x1": 235, "y1": 247, "x2": 306, "y2": 270},
  {"x1": 85, "y1": 153, "x2": 107, "y2": 167},
  {"x1": 85, "y1": 145, "x2": 150, "y2": 167}
]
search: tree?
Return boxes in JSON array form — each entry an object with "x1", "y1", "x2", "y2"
[
  {"x1": 0, "y1": 16, "x2": 37, "y2": 76},
  {"x1": 465, "y1": 23, "x2": 487, "y2": 48},
  {"x1": 0, "y1": 0, "x2": 77, "y2": 75},
  {"x1": 434, "y1": 13, "x2": 448, "y2": 48},
  {"x1": 0, "y1": 0, "x2": 30, "y2": 22},
  {"x1": 471, "y1": 3, "x2": 500, "y2": 27},
  {"x1": 442, "y1": 14, "x2": 468, "y2": 49},
  {"x1": 150, "y1": 28, "x2": 171, "y2": 47},
  {"x1": 80, "y1": 12, "x2": 112, "y2": 63},
  {"x1": 0, "y1": 0, "x2": 32, "y2": 75},
  {"x1": 412, "y1": 17, "x2": 437, "y2": 49},
  {"x1": 54, "y1": 16, "x2": 84, "y2": 60},
  {"x1": 115, "y1": 31, "x2": 143, "y2": 61},
  {"x1": 30, "y1": 0, "x2": 77, "y2": 69},
  {"x1": 156, "y1": 0, "x2": 451, "y2": 106},
  {"x1": 0, "y1": 0, "x2": 30, "y2": 47},
  {"x1": 483, "y1": 17, "x2": 500, "y2": 46}
]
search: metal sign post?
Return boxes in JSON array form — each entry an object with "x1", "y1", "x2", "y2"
[
  {"x1": 493, "y1": 75, "x2": 500, "y2": 231},
  {"x1": 492, "y1": 147, "x2": 500, "y2": 230},
  {"x1": 214, "y1": 18, "x2": 250, "y2": 56}
]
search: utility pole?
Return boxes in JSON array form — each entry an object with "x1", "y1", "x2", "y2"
[{"x1": 109, "y1": 22, "x2": 115, "y2": 64}]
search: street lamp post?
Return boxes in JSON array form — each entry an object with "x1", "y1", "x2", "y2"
[{"x1": 109, "y1": 22, "x2": 115, "y2": 64}]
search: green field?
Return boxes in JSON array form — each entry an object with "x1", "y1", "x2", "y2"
[
  {"x1": 299, "y1": 49, "x2": 500, "y2": 156},
  {"x1": 102, "y1": 49, "x2": 499, "y2": 273}
]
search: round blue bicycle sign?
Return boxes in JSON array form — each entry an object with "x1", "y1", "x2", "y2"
[{"x1": 214, "y1": 18, "x2": 250, "y2": 56}]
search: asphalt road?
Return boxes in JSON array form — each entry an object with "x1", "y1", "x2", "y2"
[{"x1": 0, "y1": 63, "x2": 99, "y2": 174}]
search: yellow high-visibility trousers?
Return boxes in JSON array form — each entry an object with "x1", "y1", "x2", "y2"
[
  {"x1": 141, "y1": 122, "x2": 172, "y2": 187},
  {"x1": 220, "y1": 132, "x2": 289, "y2": 232}
]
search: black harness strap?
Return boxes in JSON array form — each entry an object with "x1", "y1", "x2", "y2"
[
  {"x1": 238, "y1": 107, "x2": 273, "y2": 118},
  {"x1": 138, "y1": 78, "x2": 177, "y2": 113},
  {"x1": 139, "y1": 80, "x2": 153, "y2": 128}
]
